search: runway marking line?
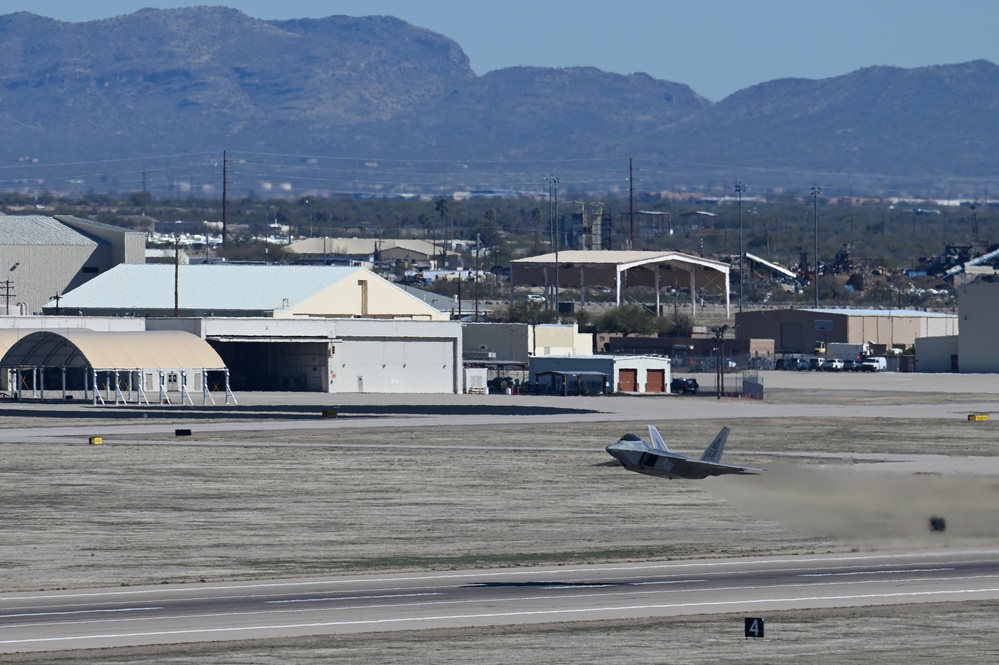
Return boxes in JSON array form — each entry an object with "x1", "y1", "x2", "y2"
[{"x1": 5, "y1": 586, "x2": 999, "y2": 646}]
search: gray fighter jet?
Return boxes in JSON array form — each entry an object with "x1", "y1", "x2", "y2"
[{"x1": 605, "y1": 425, "x2": 763, "y2": 479}]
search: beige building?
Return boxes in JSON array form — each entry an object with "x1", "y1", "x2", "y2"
[
  {"x1": 954, "y1": 278, "x2": 999, "y2": 373},
  {"x1": 286, "y1": 238, "x2": 459, "y2": 265},
  {"x1": 463, "y1": 322, "x2": 592, "y2": 363},
  {"x1": 735, "y1": 308, "x2": 958, "y2": 354}
]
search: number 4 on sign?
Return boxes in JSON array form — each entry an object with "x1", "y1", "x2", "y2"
[{"x1": 745, "y1": 617, "x2": 765, "y2": 639}]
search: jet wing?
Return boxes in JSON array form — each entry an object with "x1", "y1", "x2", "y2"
[{"x1": 666, "y1": 457, "x2": 765, "y2": 479}]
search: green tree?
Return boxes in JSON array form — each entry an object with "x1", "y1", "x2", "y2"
[
  {"x1": 596, "y1": 304, "x2": 666, "y2": 336},
  {"x1": 663, "y1": 313, "x2": 693, "y2": 337},
  {"x1": 127, "y1": 191, "x2": 154, "y2": 207},
  {"x1": 507, "y1": 301, "x2": 559, "y2": 324}
]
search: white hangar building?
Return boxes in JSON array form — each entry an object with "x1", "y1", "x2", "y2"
[
  {"x1": 45, "y1": 264, "x2": 449, "y2": 320},
  {"x1": 40, "y1": 265, "x2": 460, "y2": 393},
  {"x1": 148, "y1": 317, "x2": 461, "y2": 393}
]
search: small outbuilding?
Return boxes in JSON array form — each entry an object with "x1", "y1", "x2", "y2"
[{"x1": 529, "y1": 355, "x2": 671, "y2": 394}]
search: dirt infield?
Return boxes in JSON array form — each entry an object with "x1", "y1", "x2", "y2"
[{"x1": 4, "y1": 374, "x2": 999, "y2": 662}]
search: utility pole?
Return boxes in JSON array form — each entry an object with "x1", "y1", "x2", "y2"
[
  {"x1": 51, "y1": 293, "x2": 62, "y2": 316},
  {"x1": 734, "y1": 181, "x2": 746, "y2": 312},
  {"x1": 546, "y1": 175, "x2": 560, "y2": 312},
  {"x1": 629, "y1": 157, "x2": 635, "y2": 250},
  {"x1": 812, "y1": 184, "x2": 822, "y2": 308},
  {"x1": 1, "y1": 279, "x2": 15, "y2": 315},
  {"x1": 221, "y1": 150, "x2": 228, "y2": 244}
]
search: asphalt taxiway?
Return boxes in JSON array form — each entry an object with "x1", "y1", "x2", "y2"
[{"x1": 3, "y1": 549, "x2": 999, "y2": 653}]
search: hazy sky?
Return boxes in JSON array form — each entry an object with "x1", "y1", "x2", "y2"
[{"x1": 10, "y1": 1, "x2": 999, "y2": 101}]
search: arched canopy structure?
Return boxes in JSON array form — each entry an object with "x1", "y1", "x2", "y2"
[
  {"x1": 0, "y1": 330, "x2": 232, "y2": 405},
  {"x1": 1, "y1": 330, "x2": 226, "y2": 370},
  {"x1": 510, "y1": 250, "x2": 731, "y2": 316}
]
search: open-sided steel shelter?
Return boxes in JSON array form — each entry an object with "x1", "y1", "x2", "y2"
[{"x1": 510, "y1": 250, "x2": 731, "y2": 316}]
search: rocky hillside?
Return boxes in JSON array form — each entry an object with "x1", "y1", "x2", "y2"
[{"x1": 1, "y1": 7, "x2": 998, "y2": 196}]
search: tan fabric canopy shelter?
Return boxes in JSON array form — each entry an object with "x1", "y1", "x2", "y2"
[
  {"x1": 1, "y1": 330, "x2": 226, "y2": 370},
  {"x1": 0, "y1": 330, "x2": 232, "y2": 405}
]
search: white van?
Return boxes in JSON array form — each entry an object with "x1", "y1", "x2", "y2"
[{"x1": 860, "y1": 357, "x2": 887, "y2": 372}]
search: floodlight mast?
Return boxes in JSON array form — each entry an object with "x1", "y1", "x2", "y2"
[{"x1": 734, "y1": 182, "x2": 746, "y2": 312}]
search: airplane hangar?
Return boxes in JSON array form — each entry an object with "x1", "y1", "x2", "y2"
[{"x1": 20, "y1": 264, "x2": 463, "y2": 394}]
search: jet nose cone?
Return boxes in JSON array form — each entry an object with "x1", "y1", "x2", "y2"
[{"x1": 605, "y1": 441, "x2": 633, "y2": 464}]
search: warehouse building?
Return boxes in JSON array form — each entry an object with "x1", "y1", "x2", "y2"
[{"x1": 734, "y1": 308, "x2": 958, "y2": 354}]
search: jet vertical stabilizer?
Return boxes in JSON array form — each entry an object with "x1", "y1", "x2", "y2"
[
  {"x1": 699, "y1": 427, "x2": 730, "y2": 463},
  {"x1": 648, "y1": 425, "x2": 670, "y2": 451}
]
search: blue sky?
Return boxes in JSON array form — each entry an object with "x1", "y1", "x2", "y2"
[{"x1": 10, "y1": 1, "x2": 999, "y2": 101}]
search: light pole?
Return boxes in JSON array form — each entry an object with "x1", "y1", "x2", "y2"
[
  {"x1": 734, "y1": 182, "x2": 746, "y2": 312},
  {"x1": 811, "y1": 184, "x2": 822, "y2": 308},
  {"x1": 546, "y1": 175, "x2": 560, "y2": 311}
]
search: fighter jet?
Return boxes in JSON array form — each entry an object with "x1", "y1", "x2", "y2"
[{"x1": 605, "y1": 425, "x2": 763, "y2": 479}]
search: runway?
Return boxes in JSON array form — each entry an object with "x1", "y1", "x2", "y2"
[{"x1": 4, "y1": 548, "x2": 999, "y2": 653}]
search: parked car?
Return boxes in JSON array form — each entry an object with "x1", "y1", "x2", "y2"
[
  {"x1": 794, "y1": 358, "x2": 810, "y2": 371},
  {"x1": 526, "y1": 294, "x2": 545, "y2": 303},
  {"x1": 488, "y1": 376, "x2": 516, "y2": 393},
  {"x1": 823, "y1": 358, "x2": 844, "y2": 371},
  {"x1": 670, "y1": 378, "x2": 699, "y2": 395},
  {"x1": 842, "y1": 358, "x2": 860, "y2": 372},
  {"x1": 808, "y1": 357, "x2": 826, "y2": 371}
]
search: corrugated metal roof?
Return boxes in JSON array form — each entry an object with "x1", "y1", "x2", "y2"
[
  {"x1": 54, "y1": 214, "x2": 138, "y2": 234},
  {"x1": 0, "y1": 215, "x2": 97, "y2": 246},
  {"x1": 54, "y1": 264, "x2": 368, "y2": 311},
  {"x1": 511, "y1": 250, "x2": 729, "y2": 271}
]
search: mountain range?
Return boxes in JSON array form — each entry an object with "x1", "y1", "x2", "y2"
[{"x1": 1, "y1": 7, "x2": 998, "y2": 198}]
